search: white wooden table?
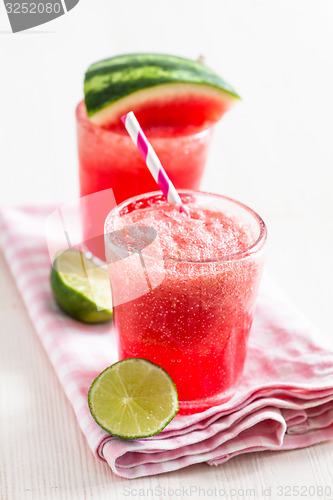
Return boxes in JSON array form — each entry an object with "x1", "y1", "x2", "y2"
[{"x1": 1, "y1": 1, "x2": 333, "y2": 498}]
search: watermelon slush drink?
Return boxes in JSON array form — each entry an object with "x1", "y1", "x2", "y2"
[
  {"x1": 105, "y1": 191, "x2": 267, "y2": 414},
  {"x1": 76, "y1": 101, "x2": 213, "y2": 260}
]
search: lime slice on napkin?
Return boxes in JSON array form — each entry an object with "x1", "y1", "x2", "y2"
[
  {"x1": 88, "y1": 358, "x2": 179, "y2": 439},
  {"x1": 50, "y1": 248, "x2": 113, "y2": 324}
]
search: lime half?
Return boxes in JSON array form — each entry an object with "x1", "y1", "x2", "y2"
[
  {"x1": 50, "y1": 248, "x2": 113, "y2": 324},
  {"x1": 88, "y1": 358, "x2": 179, "y2": 439}
]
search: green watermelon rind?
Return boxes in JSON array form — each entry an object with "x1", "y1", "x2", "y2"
[{"x1": 84, "y1": 53, "x2": 240, "y2": 119}]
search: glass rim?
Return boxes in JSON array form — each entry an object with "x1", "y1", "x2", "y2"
[
  {"x1": 76, "y1": 100, "x2": 214, "y2": 140},
  {"x1": 105, "y1": 190, "x2": 267, "y2": 264}
]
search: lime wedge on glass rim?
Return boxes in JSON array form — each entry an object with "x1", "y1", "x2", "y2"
[
  {"x1": 88, "y1": 358, "x2": 179, "y2": 439},
  {"x1": 50, "y1": 248, "x2": 113, "y2": 324}
]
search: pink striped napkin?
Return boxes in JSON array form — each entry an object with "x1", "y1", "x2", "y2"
[{"x1": 1, "y1": 205, "x2": 333, "y2": 479}]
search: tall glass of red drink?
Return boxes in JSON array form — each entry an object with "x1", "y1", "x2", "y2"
[
  {"x1": 76, "y1": 101, "x2": 214, "y2": 260},
  {"x1": 105, "y1": 190, "x2": 267, "y2": 414}
]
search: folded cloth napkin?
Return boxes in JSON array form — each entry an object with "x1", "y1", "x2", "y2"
[{"x1": 1, "y1": 205, "x2": 333, "y2": 479}]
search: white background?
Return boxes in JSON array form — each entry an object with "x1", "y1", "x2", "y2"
[{"x1": 1, "y1": 1, "x2": 333, "y2": 498}]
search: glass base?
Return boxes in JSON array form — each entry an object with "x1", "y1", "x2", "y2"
[{"x1": 178, "y1": 386, "x2": 237, "y2": 415}]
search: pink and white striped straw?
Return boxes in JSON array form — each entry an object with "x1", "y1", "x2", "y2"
[{"x1": 121, "y1": 111, "x2": 186, "y2": 211}]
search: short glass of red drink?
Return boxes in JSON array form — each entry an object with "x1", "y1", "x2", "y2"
[
  {"x1": 104, "y1": 190, "x2": 267, "y2": 414},
  {"x1": 76, "y1": 101, "x2": 214, "y2": 261}
]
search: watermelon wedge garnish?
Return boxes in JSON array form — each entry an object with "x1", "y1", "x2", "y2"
[{"x1": 84, "y1": 53, "x2": 240, "y2": 132}]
